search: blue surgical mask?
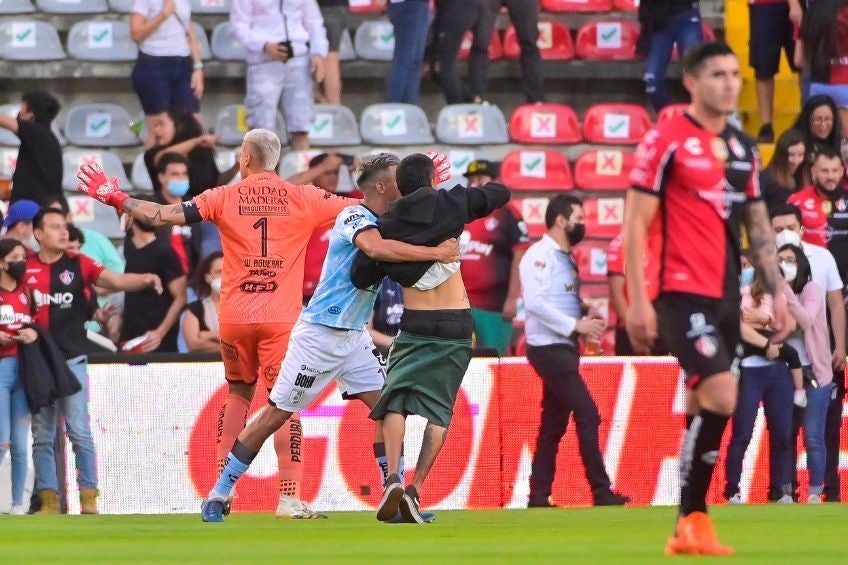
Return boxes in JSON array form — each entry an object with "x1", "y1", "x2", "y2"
[
  {"x1": 740, "y1": 266, "x2": 755, "y2": 287},
  {"x1": 167, "y1": 179, "x2": 190, "y2": 197}
]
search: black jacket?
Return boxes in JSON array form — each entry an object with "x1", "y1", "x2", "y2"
[
  {"x1": 351, "y1": 182, "x2": 510, "y2": 289},
  {"x1": 19, "y1": 322, "x2": 82, "y2": 413}
]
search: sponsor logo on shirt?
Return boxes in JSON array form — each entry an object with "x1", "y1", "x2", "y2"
[
  {"x1": 237, "y1": 184, "x2": 290, "y2": 216},
  {"x1": 240, "y1": 281, "x2": 278, "y2": 293}
]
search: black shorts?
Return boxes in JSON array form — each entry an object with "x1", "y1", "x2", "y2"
[
  {"x1": 749, "y1": 3, "x2": 797, "y2": 79},
  {"x1": 320, "y1": 5, "x2": 351, "y2": 52},
  {"x1": 655, "y1": 292, "x2": 741, "y2": 388}
]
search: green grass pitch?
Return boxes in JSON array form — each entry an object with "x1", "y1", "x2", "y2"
[{"x1": 1, "y1": 506, "x2": 846, "y2": 563}]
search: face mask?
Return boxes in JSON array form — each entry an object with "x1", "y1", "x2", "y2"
[
  {"x1": 566, "y1": 223, "x2": 586, "y2": 246},
  {"x1": 167, "y1": 179, "x2": 190, "y2": 198},
  {"x1": 210, "y1": 277, "x2": 222, "y2": 295},
  {"x1": 781, "y1": 261, "x2": 797, "y2": 282},
  {"x1": 775, "y1": 229, "x2": 802, "y2": 249},
  {"x1": 740, "y1": 267, "x2": 754, "y2": 286},
  {"x1": 6, "y1": 261, "x2": 27, "y2": 281}
]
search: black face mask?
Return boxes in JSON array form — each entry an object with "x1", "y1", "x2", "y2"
[
  {"x1": 6, "y1": 261, "x2": 26, "y2": 281},
  {"x1": 566, "y1": 223, "x2": 586, "y2": 246}
]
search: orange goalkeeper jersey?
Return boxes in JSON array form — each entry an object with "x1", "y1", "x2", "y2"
[{"x1": 190, "y1": 172, "x2": 356, "y2": 324}]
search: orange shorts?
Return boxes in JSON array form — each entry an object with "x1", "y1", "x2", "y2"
[{"x1": 219, "y1": 322, "x2": 293, "y2": 390}]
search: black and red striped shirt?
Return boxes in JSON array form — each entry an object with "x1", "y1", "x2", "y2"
[{"x1": 0, "y1": 282, "x2": 34, "y2": 358}]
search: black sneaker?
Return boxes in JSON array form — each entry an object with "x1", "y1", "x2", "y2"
[
  {"x1": 757, "y1": 123, "x2": 774, "y2": 143},
  {"x1": 376, "y1": 473, "x2": 404, "y2": 522},
  {"x1": 399, "y1": 485, "x2": 428, "y2": 524},
  {"x1": 593, "y1": 489, "x2": 630, "y2": 506},
  {"x1": 527, "y1": 496, "x2": 556, "y2": 508}
]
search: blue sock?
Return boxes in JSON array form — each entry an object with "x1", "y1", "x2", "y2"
[{"x1": 209, "y1": 440, "x2": 256, "y2": 500}]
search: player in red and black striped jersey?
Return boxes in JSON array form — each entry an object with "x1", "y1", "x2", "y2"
[{"x1": 623, "y1": 42, "x2": 787, "y2": 556}]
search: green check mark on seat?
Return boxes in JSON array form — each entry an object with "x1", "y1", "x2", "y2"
[
  {"x1": 608, "y1": 119, "x2": 626, "y2": 132},
  {"x1": 90, "y1": 118, "x2": 108, "y2": 132},
  {"x1": 15, "y1": 28, "x2": 32, "y2": 42},
  {"x1": 525, "y1": 157, "x2": 542, "y2": 170},
  {"x1": 380, "y1": 30, "x2": 394, "y2": 43},
  {"x1": 313, "y1": 117, "x2": 330, "y2": 132},
  {"x1": 600, "y1": 28, "x2": 618, "y2": 42},
  {"x1": 453, "y1": 156, "x2": 470, "y2": 169},
  {"x1": 92, "y1": 29, "x2": 109, "y2": 43},
  {"x1": 386, "y1": 115, "x2": 401, "y2": 130}
]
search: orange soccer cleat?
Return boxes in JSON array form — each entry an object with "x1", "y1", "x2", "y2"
[{"x1": 665, "y1": 512, "x2": 734, "y2": 556}]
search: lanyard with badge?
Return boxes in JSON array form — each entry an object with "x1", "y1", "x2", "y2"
[{"x1": 277, "y1": 0, "x2": 294, "y2": 61}]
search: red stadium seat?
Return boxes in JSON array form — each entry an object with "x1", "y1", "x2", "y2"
[
  {"x1": 347, "y1": 0, "x2": 384, "y2": 14},
  {"x1": 500, "y1": 149, "x2": 574, "y2": 191},
  {"x1": 574, "y1": 148, "x2": 635, "y2": 191},
  {"x1": 575, "y1": 19, "x2": 640, "y2": 60},
  {"x1": 503, "y1": 20, "x2": 575, "y2": 61},
  {"x1": 509, "y1": 197, "x2": 549, "y2": 238},
  {"x1": 672, "y1": 22, "x2": 716, "y2": 60},
  {"x1": 573, "y1": 242, "x2": 609, "y2": 283},
  {"x1": 657, "y1": 103, "x2": 689, "y2": 123},
  {"x1": 583, "y1": 196, "x2": 624, "y2": 238},
  {"x1": 509, "y1": 103, "x2": 581, "y2": 144},
  {"x1": 581, "y1": 284, "x2": 615, "y2": 328},
  {"x1": 612, "y1": 0, "x2": 638, "y2": 12},
  {"x1": 458, "y1": 29, "x2": 503, "y2": 61},
  {"x1": 582, "y1": 103, "x2": 652, "y2": 144},
  {"x1": 541, "y1": 0, "x2": 612, "y2": 12}
]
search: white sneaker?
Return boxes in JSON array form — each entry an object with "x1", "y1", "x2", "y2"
[
  {"x1": 9, "y1": 504, "x2": 26, "y2": 515},
  {"x1": 727, "y1": 493, "x2": 743, "y2": 504},
  {"x1": 275, "y1": 495, "x2": 327, "y2": 519},
  {"x1": 808, "y1": 493, "x2": 822, "y2": 504},
  {"x1": 777, "y1": 494, "x2": 794, "y2": 504}
]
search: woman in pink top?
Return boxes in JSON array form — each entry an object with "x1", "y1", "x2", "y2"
[{"x1": 778, "y1": 244, "x2": 831, "y2": 503}]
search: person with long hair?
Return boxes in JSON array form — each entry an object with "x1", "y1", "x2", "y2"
[
  {"x1": 181, "y1": 251, "x2": 222, "y2": 353},
  {"x1": 761, "y1": 128, "x2": 808, "y2": 212},
  {"x1": 792, "y1": 95, "x2": 843, "y2": 160},
  {"x1": 0, "y1": 238, "x2": 38, "y2": 515}
]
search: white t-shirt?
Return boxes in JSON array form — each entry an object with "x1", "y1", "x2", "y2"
[
  {"x1": 802, "y1": 242, "x2": 843, "y2": 294},
  {"x1": 132, "y1": 0, "x2": 192, "y2": 57}
]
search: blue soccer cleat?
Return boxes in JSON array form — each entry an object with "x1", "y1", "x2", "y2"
[{"x1": 201, "y1": 498, "x2": 226, "y2": 523}]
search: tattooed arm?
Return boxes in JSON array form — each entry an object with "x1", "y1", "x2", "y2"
[{"x1": 122, "y1": 198, "x2": 188, "y2": 227}]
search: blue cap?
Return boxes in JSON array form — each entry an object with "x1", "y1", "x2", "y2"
[{"x1": 3, "y1": 199, "x2": 40, "y2": 228}]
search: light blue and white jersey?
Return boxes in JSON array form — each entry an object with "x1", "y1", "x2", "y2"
[{"x1": 301, "y1": 205, "x2": 382, "y2": 330}]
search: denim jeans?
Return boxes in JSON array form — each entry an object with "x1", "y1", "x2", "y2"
[
  {"x1": 804, "y1": 382, "x2": 834, "y2": 493},
  {"x1": 0, "y1": 356, "x2": 29, "y2": 506},
  {"x1": 643, "y1": 8, "x2": 703, "y2": 111},
  {"x1": 724, "y1": 363, "x2": 794, "y2": 499},
  {"x1": 31, "y1": 356, "x2": 98, "y2": 491},
  {"x1": 386, "y1": 1, "x2": 432, "y2": 103}
]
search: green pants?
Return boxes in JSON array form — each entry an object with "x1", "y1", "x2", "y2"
[{"x1": 471, "y1": 308, "x2": 513, "y2": 355}]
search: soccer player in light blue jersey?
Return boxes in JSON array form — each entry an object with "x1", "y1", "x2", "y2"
[{"x1": 201, "y1": 153, "x2": 460, "y2": 522}]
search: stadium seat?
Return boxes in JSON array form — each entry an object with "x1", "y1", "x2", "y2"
[
  {"x1": 581, "y1": 283, "x2": 613, "y2": 326},
  {"x1": 107, "y1": 0, "x2": 133, "y2": 12},
  {"x1": 0, "y1": 21, "x2": 66, "y2": 60},
  {"x1": 278, "y1": 150, "x2": 321, "y2": 179},
  {"x1": 572, "y1": 242, "x2": 608, "y2": 283},
  {"x1": 435, "y1": 104, "x2": 509, "y2": 145},
  {"x1": 0, "y1": 0, "x2": 35, "y2": 14},
  {"x1": 216, "y1": 150, "x2": 241, "y2": 184},
  {"x1": 612, "y1": 0, "x2": 637, "y2": 11},
  {"x1": 62, "y1": 149, "x2": 131, "y2": 192},
  {"x1": 193, "y1": 22, "x2": 212, "y2": 61},
  {"x1": 191, "y1": 0, "x2": 231, "y2": 14},
  {"x1": 339, "y1": 29, "x2": 357, "y2": 61},
  {"x1": 575, "y1": 19, "x2": 640, "y2": 60},
  {"x1": 36, "y1": 0, "x2": 107, "y2": 13},
  {"x1": 308, "y1": 104, "x2": 362, "y2": 147},
  {"x1": 583, "y1": 196, "x2": 624, "y2": 238},
  {"x1": 211, "y1": 22, "x2": 246, "y2": 61},
  {"x1": 360, "y1": 103, "x2": 434, "y2": 145},
  {"x1": 348, "y1": 0, "x2": 384, "y2": 13},
  {"x1": 509, "y1": 103, "x2": 581, "y2": 144},
  {"x1": 541, "y1": 0, "x2": 612, "y2": 12},
  {"x1": 353, "y1": 20, "x2": 394, "y2": 61},
  {"x1": 503, "y1": 20, "x2": 575, "y2": 61},
  {"x1": 64, "y1": 103, "x2": 139, "y2": 147},
  {"x1": 509, "y1": 197, "x2": 549, "y2": 238},
  {"x1": 435, "y1": 149, "x2": 489, "y2": 189},
  {"x1": 130, "y1": 153, "x2": 153, "y2": 193},
  {"x1": 574, "y1": 149, "x2": 634, "y2": 191},
  {"x1": 656, "y1": 103, "x2": 688, "y2": 123},
  {"x1": 458, "y1": 29, "x2": 503, "y2": 61},
  {"x1": 67, "y1": 194, "x2": 125, "y2": 239},
  {"x1": 0, "y1": 147, "x2": 17, "y2": 178},
  {"x1": 582, "y1": 103, "x2": 652, "y2": 145},
  {"x1": 67, "y1": 20, "x2": 138, "y2": 62},
  {"x1": 215, "y1": 104, "x2": 287, "y2": 146},
  {"x1": 500, "y1": 149, "x2": 574, "y2": 191}
]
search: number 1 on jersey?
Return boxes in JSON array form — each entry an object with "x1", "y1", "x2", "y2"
[{"x1": 253, "y1": 217, "x2": 268, "y2": 257}]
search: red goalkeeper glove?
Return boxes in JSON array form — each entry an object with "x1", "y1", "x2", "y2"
[
  {"x1": 76, "y1": 160, "x2": 130, "y2": 209},
  {"x1": 426, "y1": 151, "x2": 452, "y2": 185}
]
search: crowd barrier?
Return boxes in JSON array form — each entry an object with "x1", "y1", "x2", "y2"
[{"x1": 47, "y1": 357, "x2": 848, "y2": 513}]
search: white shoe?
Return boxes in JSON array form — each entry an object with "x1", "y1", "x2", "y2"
[
  {"x1": 275, "y1": 495, "x2": 327, "y2": 519},
  {"x1": 777, "y1": 494, "x2": 794, "y2": 504},
  {"x1": 727, "y1": 493, "x2": 743, "y2": 504},
  {"x1": 808, "y1": 493, "x2": 822, "y2": 504},
  {"x1": 9, "y1": 504, "x2": 26, "y2": 515}
]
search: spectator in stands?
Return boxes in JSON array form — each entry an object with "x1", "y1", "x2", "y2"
[
  {"x1": 317, "y1": 0, "x2": 352, "y2": 104},
  {"x1": 231, "y1": 0, "x2": 328, "y2": 150},
  {"x1": 749, "y1": 0, "x2": 797, "y2": 142},
  {"x1": 1, "y1": 200, "x2": 40, "y2": 252},
  {"x1": 637, "y1": 1, "x2": 703, "y2": 111},
  {"x1": 499, "y1": 0, "x2": 545, "y2": 103},
  {"x1": 385, "y1": 0, "x2": 431, "y2": 104},
  {"x1": 154, "y1": 152, "x2": 195, "y2": 274},
  {"x1": 792, "y1": 95, "x2": 843, "y2": 161},
  {"x1": 182, "y1": 251, "x2": 222, "y2": 353},
  {"x1": 130, "y1": 0, "x2": 205, "y2": 148},
  {"x1": 761, "y1": 128, "x2": 808, "y2": 212},
  {"x1": 0, "y1": 238, "x2": 38, "y2": 516},
  {"x1": 459, "y1": 160, "x2": 528, "y2": 355},
  {"x1": 66, "y1": 223, "x2": 84, "y2": 254},
  {"x1": 368, "y1": 278, "x2": 404, "y2": 358},
  {"x1": 799, "y1": 0, "x2": 848, "y2": 135},
  {"x1": 118, "y1": 211, "x2": 187, "y2": 353},
  {"x1": 0, "y1": 91, "x2": 62, "y2": 206},
  {"x1": 433, "y1": 0, "x2": 497, "y2": 104}
]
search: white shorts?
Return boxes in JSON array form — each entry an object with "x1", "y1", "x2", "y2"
[
  {"x1": 268, "y1": 320, "x2": 386, "y2": 412},
  {"x1": 245, "y1": 57, "x2": 314, "y2": 133}
]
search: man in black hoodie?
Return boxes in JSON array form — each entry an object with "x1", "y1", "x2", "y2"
[{"x1": 353, "y1": 153, "x2": 509, "y2": 524}]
